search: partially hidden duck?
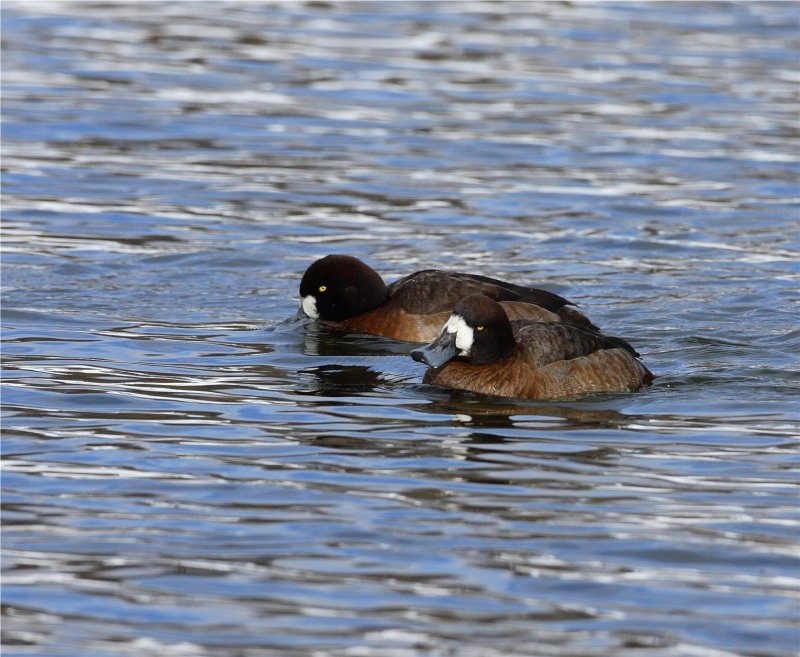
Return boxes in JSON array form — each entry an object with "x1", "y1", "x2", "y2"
[
  {"x1": 299, "y1": 254, "x2": 597, "y2": 343},
  {"x1": 411, "y1": 294, "x2": 653, "y2": 401}
]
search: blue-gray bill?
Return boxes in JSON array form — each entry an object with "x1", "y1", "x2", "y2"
[{"x1": 410, "y1": 331, "x2": 459, "y2": 368}]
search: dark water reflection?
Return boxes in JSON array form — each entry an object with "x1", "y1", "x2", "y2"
[{"x1": 2, "y1": 2, "x2": 799, "y2": 656}]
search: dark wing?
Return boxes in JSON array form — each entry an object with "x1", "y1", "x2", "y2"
[
  {"x1": 386, "y1": 270, "x2": 574, "y2": 314},
  {"x1": 512, "y1": 320, "x2": 641, "y2": 368}
]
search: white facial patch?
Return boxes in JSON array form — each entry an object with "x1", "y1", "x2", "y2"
[
  {"x1": 302, "y1": 295, "x2": 319, "y2": 319},
  {"x1": 443, "y1": 314, "x2": 474, "y2": 356}
]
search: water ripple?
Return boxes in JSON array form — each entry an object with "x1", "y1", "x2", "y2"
[{"x1": 3, "y1": 2, "x2": 800, "y2": 656}]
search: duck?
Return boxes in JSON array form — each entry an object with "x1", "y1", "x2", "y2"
[
  {"x1": 299, "y1": 254, "x2": 598, "y2": 343},
  {"x1": 410, "y1": 294, "x2": 653, "y2": 400}
]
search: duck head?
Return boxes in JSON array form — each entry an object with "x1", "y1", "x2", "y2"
[
  {"x1": 411, "y1": 294, "x2": 515, "y2": 367},
  {"x1": 299, "y1": 255, "x2": 389, "y2": 321}
]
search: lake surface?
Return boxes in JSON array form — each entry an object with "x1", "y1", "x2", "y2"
[{"x1": 2, "y1": 2, "x2": 799, "y2": 656}]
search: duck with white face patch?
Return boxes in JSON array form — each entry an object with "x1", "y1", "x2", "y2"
[
  {"x1": 411, "y1": 294, "x2": 653, "y2": 401},
  {"x1": 298, "y1": 254, "x2": 600, "y2": 343}
]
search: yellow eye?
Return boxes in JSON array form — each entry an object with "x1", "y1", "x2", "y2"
[
  {"x1": 318, "y1": 285, "x2": 327, "y2": 293},
  {"x1": 476, "y1": 325, "x2": 484, "y2": 331}
]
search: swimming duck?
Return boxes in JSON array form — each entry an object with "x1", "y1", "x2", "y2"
[
  {"x1": 299, "y1": 254, "x2": 598, "y2": 343},
  {"x1": 411, "y1": 294, "x2": 653, "y2": 400}
]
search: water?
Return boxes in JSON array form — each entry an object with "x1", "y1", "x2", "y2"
[{"x1": 2, "y1": 2, "x2": 799, "y2": 656}]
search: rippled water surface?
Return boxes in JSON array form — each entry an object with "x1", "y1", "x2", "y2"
[{"x1": 2, "y1": 2, "x2": 799, "y2": 656}]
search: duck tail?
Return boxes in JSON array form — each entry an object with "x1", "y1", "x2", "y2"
[{"x1": 600, "y1": 334, "x2": 641, "y2": 358}]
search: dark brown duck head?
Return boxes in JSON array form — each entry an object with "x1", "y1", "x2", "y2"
[
  {"x1": 410, "y1": 294, "x2": 516, "y2": 367},
  {"x1": 299, "y1": 255, "x2": 389, "y2": 321}
]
